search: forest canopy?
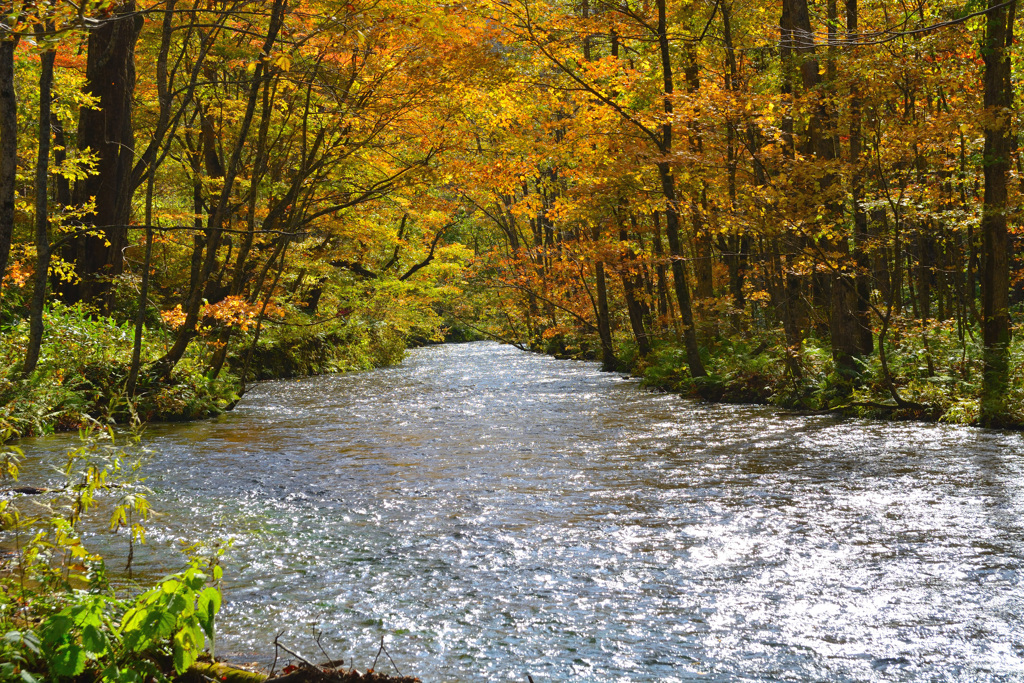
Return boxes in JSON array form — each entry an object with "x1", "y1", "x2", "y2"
[{"x1": 1, "y1": 0, "x2": 1023, "y2": 430}]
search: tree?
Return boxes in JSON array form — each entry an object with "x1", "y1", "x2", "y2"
[
  {"x1": 979, "y1": 0, "x2": 1015, "y2": 425},
  {"x1": 58, "y1": 1, "x2": 141, "y2": 310},
  {"x1": 24, "y1": 28, "x2": 56, "y2": 375},
  {"x1": 0, "y1": 33, "x2": 16, "y2": 301}
]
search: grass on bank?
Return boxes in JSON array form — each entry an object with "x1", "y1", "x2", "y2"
[{"x1": 0, "y1": 302, "x2": 238, "y2": 438}]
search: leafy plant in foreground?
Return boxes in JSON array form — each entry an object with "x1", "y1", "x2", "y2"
[{"x1": 0, "y1": 430, "x2": 224, "y2": 682}]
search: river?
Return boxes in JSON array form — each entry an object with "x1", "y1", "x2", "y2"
[{"x1": 14, "y1": 342, "x2": 1024, "y2": 681}]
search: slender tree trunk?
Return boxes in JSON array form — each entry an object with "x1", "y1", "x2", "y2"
[
  {"x1": 721, "y1": 3, "x2": 747, "y2": 315},
  {"x1": 207, "y1": 73, "x2": 277, "y2": 379},
  {"x1": 657, "y1": 0, "x2": 705, "y2": 377},
  {"x1": 979, "y1": 0, "x2": 1015, "y2": 426},
  {"x1": 651, "y1": 212, "x2": 670, "y2": 321},
  {"x1": 825, "y1": 30, "x2": 861, "y2": 377},
  {"x1": 128, "y1": 0, "x2": 179, "y2": 395},
  {"x1": 781, "y1": 237, "x2": 805, "y2": 379},
  {"x1": 777, "y1": 0, "x2": 804, "y2": 374},
  {"x1": 0, "y1": 36, "x2": 16, "y2": 301},
  {"x1": 592, "y1": 223, "x2": 616, "y2": 370},
  {"x1": 24, "y1": 45, "x2": 55, "y2": 376},
  {"x1": 620, "y1": 212, "x2": 651, "y2": 358},
  {"x1": 847, "y1": 0, "x2": 873, "y2": 357},
  {"x1": 126, "y1": 176, "x2": 155, "y2": 396},
  {"x1": 241, "y1": 241, "x2": 288, "y2": 393},
  {"x1": 682, "y1": 47, "x2": 714, "y2": 303},
  {"x1": 581, "y1": 0, "x2": 614, "y2": 370}
]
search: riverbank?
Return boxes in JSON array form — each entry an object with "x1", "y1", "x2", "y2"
[
  {"x1": 182, "y1": 654, "x2": 420, "y2": 682},
  {"x1": 537, "y1": 324, "x2": 1024, "y2": 429},
  {"x1": 0, "y1": 302, "x2": 446, "y2": 441}
]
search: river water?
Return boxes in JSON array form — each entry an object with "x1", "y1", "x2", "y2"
[{"x1": 14, "y1": 342, "x2": 1024, "y2": 681}]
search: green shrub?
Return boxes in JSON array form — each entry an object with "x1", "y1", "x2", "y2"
[{"x1": 0, "y1": 431, "x2": 224, "y2": 683}]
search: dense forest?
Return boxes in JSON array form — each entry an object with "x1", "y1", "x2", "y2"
[
  {"x1": 1, "y1": 0, "x2": 1022, "y2": 434},
  {"x1": 3, "y1": 2, "x2": 1024, "y2": 680}
]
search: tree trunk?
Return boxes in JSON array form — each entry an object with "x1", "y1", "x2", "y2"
[
  {"x1": 657, "y1": 0, "x2": 705, "y2": 377},
  {"x1": 847, "y1": 0, "x2": 873, "y2": 357},
  {"x1": 620, "y1": 214, "x2": 651, "y2": 358},
  {"x1": 207, "y1": 73, "x2": 277, "y2": 379},
  {"x1": 651, "y1": 212, "x2": 670, "y2": 321},
  {"x1": 683, "y1": 47, "x2": 713, "y2": 303},
  {"x1": 154, "y1": 0, "x2": 288, "y2": 377},
  {"x1": 62, "y1": 2, "x2": 141, "y2": 310},
  {"x1": 24, "y1": 46, "x2": 55, "y2": 376},
  {"x1": 592, "y1": 223, "x2": 616, "y2": 370},
  {"x1": 722, "y1": 2, "x2": 747, "y2": 315},
  {"x1": 979, "y1": 0, "x2": 1015, "y2": 426},
  {"x1": 0, "y1": 36, "x2": 16, "y2": 301}
]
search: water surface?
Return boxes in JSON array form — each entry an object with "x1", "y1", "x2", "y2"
[{"x1": 15, "y1": 342, "x2": 1024, "y2": 681}]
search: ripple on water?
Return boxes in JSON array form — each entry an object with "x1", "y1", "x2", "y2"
[{"x1": 13, "y1": 342, "x2": 1024, "y2": 682}]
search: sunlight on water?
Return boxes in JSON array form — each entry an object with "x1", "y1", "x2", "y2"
[{"x1": 13, "y1": 342, "x2": 1024, "y2": 681}]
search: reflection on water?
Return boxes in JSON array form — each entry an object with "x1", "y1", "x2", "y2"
[{"x1": 13, "y1": 342, "x2": 1024, "y2": 682}]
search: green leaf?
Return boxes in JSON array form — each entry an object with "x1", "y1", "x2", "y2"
[
  {"x1": 81, "y1": 624, "x2": 107, "y2": 655},
  {"x1": 167, "y1": 592, "x2": 190, "y2": 618},
  {"x1": 184, "y1": 570, "x2": 207, "y2": 592},
  {"x1": 40, "y1": 615, "x2": 73, "y2": 649},
  {"x1": 197, "y1": 587, "x2": 221, "y2": 639},
  {"x1": 70, "y1": 601, "x2": 103, "y2": 629},
  {"x1": 120, "y1": 606, "x2": 176, "y2": 652},
  {"x1": 197, "y1": 587, "x2": 221, "y2": 617},
  {"x1": 49, "y1": 644, "x2": 87, "y2": 678},
  {"x1": 171, "y1": 629, "x2": 199, "y2": 674},
  {"x1": 3, "y1": 630, "x2": 41, "y2": 656},
  {"x1": 188, "y1": 621, "x2": 205, "y2": 651},
  {"x1": 101, "y1": 663, "x2": 142, "y2": 683}
]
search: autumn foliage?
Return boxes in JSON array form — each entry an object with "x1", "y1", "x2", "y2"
[{"x1": 0, "y1": 0, "x2": 1022, "y2": 428}]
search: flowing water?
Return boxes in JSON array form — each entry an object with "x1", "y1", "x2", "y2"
[{"x1": 12, "y1": 342, "x2": 1024, "y2": 681}]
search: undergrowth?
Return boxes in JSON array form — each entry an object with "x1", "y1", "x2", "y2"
[
  {"x1": 632, "y1": 317, "x2": 1024, "y2": 427},
  {"x1": 0, "y1": 299, "x2": 425, "y2": 440},
  {"x1": 0, "y1": 302, "x2": 238, "y2": 439},
  {"x1": 0, "y1": 429, "x2": 224, "y2": 682}
]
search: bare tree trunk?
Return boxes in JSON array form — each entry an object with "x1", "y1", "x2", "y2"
[
  {"x1": 62, "y1": 2, "x2": 141, "y2": 310},
  {"x1": 0, "y1": 36, "x2": 16, "y2": 303},
  {"x1": 24, "y1": 44, "x2": 55, "y2": 376},
  {"x1": 979, "y1": 0, "x2": 1015, "y2": 426}
]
